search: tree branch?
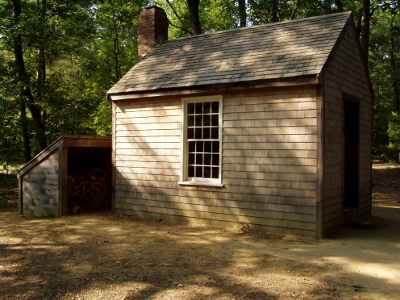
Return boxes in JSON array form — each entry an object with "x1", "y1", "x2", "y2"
[
  {"x1": 168, "y1": 20, "x2": 193, "y2": 35},
  {"x1": 165, "y1": 0, "x2": 187, "y2": 24}
]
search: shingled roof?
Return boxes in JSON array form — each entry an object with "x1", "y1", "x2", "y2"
[{"x1": 108, "y1": 11, "x2": 352, "y2": 97}]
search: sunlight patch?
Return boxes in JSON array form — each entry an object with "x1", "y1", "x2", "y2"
[{"x1": 325, "y1": 256, "x2": 400, "y2": 285}]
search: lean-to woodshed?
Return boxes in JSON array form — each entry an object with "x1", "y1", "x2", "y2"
[
  {"x1": 107, "y1": 7, "x2": 373, "y2": 237},
  {"x1": 17, "y1": 135, "x2": 112, "y2": 217}
]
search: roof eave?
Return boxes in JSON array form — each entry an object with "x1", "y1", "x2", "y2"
[{"x1": 107, "y1": 75, "x2": 320, "y2": 101}]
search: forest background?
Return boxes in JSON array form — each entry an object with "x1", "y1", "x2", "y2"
[{"x1": 1, "y1": 0, "x2": 399, "y2": 163}]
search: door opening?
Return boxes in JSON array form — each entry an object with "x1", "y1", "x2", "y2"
[{"x1": 344, "y1": 100, "x2": 359, "y2": 210}]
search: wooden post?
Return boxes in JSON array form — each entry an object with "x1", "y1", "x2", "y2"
[
  {"x1": 18, "y1": 175, "x2": 23, "y2": 214},
  {"x1": 59, "y1": 146, "x2": 68, "y2": 216},
  {"x1": 111, "y1": 102, "x2": 117, "y2": 214}
]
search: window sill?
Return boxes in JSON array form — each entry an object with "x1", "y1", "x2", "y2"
[{"x1": 178, "y1": 181, "x2": 224, "y2": 188}]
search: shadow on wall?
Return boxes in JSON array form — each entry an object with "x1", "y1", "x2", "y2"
[{"x1": 113, "y1": 85, "x2": 320, "y2": 236}]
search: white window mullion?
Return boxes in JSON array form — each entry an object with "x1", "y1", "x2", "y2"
[{"x1": 179, "y1": 95, "x2": 223, "y2": 187}]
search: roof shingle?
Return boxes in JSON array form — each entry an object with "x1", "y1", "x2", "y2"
[{"x1": 108, "y1": 11, "x2": 351, "y2": 95}]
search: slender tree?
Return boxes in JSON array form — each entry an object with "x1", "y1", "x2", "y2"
[
  {"x1": 238, "y1": 0, "x2": 247, "y2": 27},
  {"x1": 1, "y1": 0, "x2": 95, "y2": 157},
  {"x1": 10, "y1": 0, "x2": 47, "y2": 151},
  {"x1": 360, "y1": 0, "x2": 371, "y2": 66},
  {"x1": 389, "y1": 17, "x2": 400, "y2": 114}
]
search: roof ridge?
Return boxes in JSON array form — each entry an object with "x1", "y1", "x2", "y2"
[{"x1": 163, "y1": 11, "x2": 352, "y2": 44}]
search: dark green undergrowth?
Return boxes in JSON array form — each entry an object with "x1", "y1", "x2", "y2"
[
  {"x1": 0, "y1": 173, "x2": 18, "y2": 189},
  {"x1": 372, "y1": 167, "x2": 400, "y2": 203},
  {"x1": 0, "y1": 173, "x2": 18, "y2": 208}
]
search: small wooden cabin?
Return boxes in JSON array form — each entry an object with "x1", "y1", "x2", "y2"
[
  {"x1": 107, "y1": 7, "x2": 373, "y2": 237},
  {"x1": 17, "y1": 135, "x2": 112, "y2": 217}
]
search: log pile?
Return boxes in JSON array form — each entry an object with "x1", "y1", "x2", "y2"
[{"x1": 67, "y1": 167, "x2": 110, "y2": 213}]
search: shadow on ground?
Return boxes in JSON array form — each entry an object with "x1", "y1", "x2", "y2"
[{"x1": 0, "y1": 201, "x2": 399, "y2": 300}]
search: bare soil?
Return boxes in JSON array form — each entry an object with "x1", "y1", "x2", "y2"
[{"x1": 1, "y1": 167, "x2": 399, "y2": 300}]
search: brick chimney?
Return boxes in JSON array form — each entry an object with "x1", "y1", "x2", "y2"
[{"x1": 138, "y1": 6, "x2": 168, "y2": 61}]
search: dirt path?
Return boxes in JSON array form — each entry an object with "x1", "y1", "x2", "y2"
[
  {"x1": 1, "y1": 167, "x2": 400, "y2": 300},
  {"x1": 0, "y1": 201, "x2": 399, "y2": 300}
]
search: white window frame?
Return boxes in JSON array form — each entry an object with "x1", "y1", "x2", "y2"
[{"x1": 179, "y1": 95, "x2": 223, "y2": 187}]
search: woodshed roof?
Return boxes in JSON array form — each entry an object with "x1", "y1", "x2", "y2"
[
  {"x1": 17, "y1": 135, "x2": 112, "y2": 178},
  {"x1": 108, "y1": 11, "x2": 352, "y2": 98}
]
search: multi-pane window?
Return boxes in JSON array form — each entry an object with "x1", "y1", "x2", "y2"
[{"x1": 181, "y1": 96, "x2": 222, "y2": 184}]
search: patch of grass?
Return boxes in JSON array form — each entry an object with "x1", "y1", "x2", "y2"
[
  {"x1": 8, "y1": 164, "x2": 24, "y2": 171},
  {"x1": 26, "y1": 208, "x2": 56, "y2": 218},
  {"x1": 235, "y1": 217, "x2": 252, "y2": 233}
]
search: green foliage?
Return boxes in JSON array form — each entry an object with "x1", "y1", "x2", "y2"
[
  {"x1": 0, "y1": 0, "x2": 98, "y2": 156},
  {"x1": 0, "y1": 53, "x2": 24, "y2": 160},
  {"x1": 0, "y1": 0, "x2": 149, "y2": 157},
  {"x1": 0, "y1": 0, "x2": 399, "y2": 160},
  {"x1": 370, "y1": 9, "x2": 400, "y2": 156},
  {"x1": 0, "y1": 174, "x2": 17, "y2": 189},
  {"x1": 387, "y1": 112, "x2": 400, "y2": 162},
  {"x1": 90, "y1": 0, "x2": 147, "y2": 81},
  {"x1": 247, "y1": 0, "x2": 360, "y2": 24},
  {"x1": 26, "y1": 208, "x2": 57, "y2": 218},
  {"x1": 155, "y1": 0, "x2": 238, "y2": 38},
  {"x1": 0, "y1": 173, "x2": 18, "y2": 208},
  {"x1": 91, "y1": 100, "x2": 112, "y2": 136},
  {"x1": 0, "y1": 200, "x2": 9, "y2": 208}
]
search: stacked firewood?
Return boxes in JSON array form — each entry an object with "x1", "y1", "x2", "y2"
[{"x1": 67, "y1": 167, "x2": 110, "y2": 213}]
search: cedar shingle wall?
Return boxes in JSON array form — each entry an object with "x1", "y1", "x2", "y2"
[
  {"x1": 322, "y1": 27, "x2": 373, "y2": 232},
  {"x1": 22, "y1": 151, "x2": 60, "y2": 216},
  {"x1": 113, "y1": 86, "x2": 318, "y2": 236}
]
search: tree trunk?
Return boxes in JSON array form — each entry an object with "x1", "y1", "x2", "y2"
[
  {"x1": 114, "y1": 34, "x2": 121, "y2": 81},
  {"x1": 360, "y1": 0, "x2": 371, "y2": 67},
  {"x1": 271, "y1": 0, "x2": 279, "y2": 22},
  {"x1": 11, "y1": 0, "x2": 47, "y2": 151},
  {"x1": 390, "y1": 20, "x2": 400, "y2": 114},
  {"x1": 37, "y1": 0, "x2": 47, "y2": 106},
  {"x1": 186, "y1": 0, "x2": 202, "y2": 35},
  {"x1": 290, "y1": 3, "x2": 298, "y2": 20},
  {"x1": 238, "y1": 0, "x2": 247, "y2": 27},
  {"x1": 20, "y1": 102, "x2": 32, "y2": 162},
  {"x1": 335, "y1": 0, "x2": 344, "y2": 12},
  {"x1": 355, "y1": 8, "x2": 362, "y2": 38}
]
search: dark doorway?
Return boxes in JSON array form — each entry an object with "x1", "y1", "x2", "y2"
[
  {"x1": 67, "y1": 147, "x2": 112, "y2": 214},
  {"x1": 344, "y1": 100, "x2": 359, "y2": 209}
]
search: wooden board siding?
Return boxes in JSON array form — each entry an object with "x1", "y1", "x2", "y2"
[
  {"x1": 113, "y1": 85, "x2": 319, "y2": 236},
  {"x1": 322, "y1": 24, "x2": 373, "y2": 233},
  {"x1": 21, "y1": 150, "x2": 60, "y2": 217}
]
